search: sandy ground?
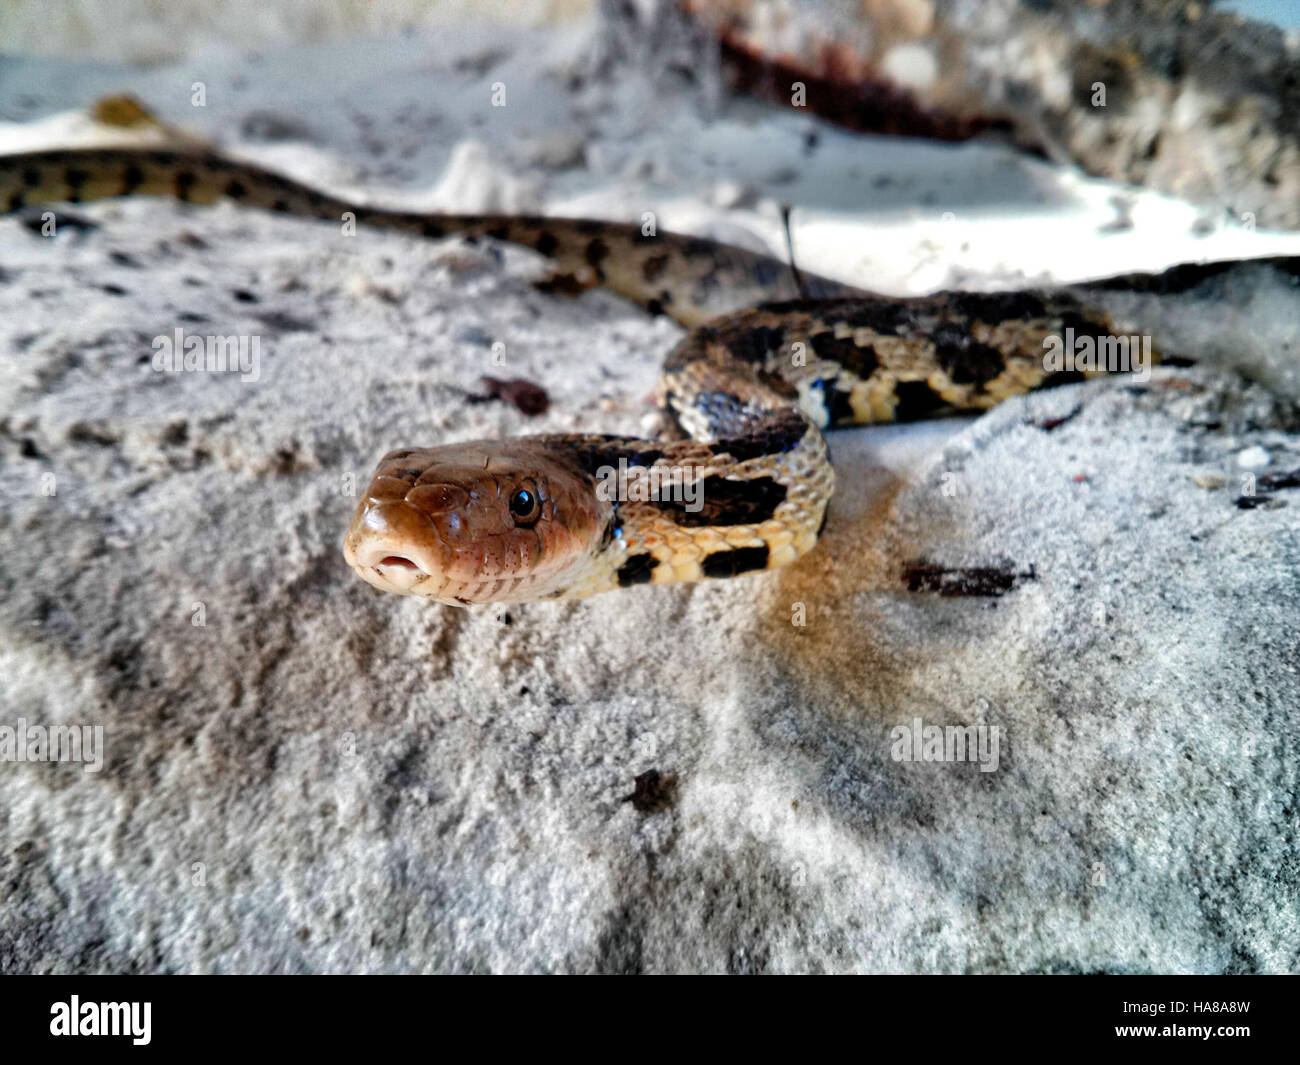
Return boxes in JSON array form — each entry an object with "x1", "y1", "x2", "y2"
[{"x1": 1, "y1": 19, "x2": 1298, "y2": 972}]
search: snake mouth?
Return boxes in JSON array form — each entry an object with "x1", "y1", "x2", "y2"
[
  {"x1": 342, "y1": 502, "x2": 451, "y2": 595},
  {"x1": 350, "y1": 549, "x2": 440, "y2": 596},
  {"x1": 366, "y1": 553, "x2": 435, "y2": 595}
]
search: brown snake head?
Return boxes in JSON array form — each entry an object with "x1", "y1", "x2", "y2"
[{"x1": 343, "y1": 441, "x2": 611, "y2": 605}]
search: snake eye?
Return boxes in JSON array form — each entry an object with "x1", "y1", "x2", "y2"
[{"x1": 508, "y1": 487, "x2": 541, "y2": 526}]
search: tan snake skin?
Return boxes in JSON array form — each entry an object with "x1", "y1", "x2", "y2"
[{"x1": 2, "y1": 145, "x2": 1175, "y2": 604}]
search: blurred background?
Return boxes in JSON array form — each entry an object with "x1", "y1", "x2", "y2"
[{"x1": 3, "y1": 0, "x2": 1298, "y2": 295}]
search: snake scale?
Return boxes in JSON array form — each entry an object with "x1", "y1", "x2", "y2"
[{"x1": 1, "y1": 143, "x2": 1237, "y2": 606}]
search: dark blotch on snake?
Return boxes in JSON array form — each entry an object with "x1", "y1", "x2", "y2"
[
  {"x1": 616, "y1": 553, "x2": 659, "y2": 586},
  {"x1": 839, "y1": 299, "x2": 913, "y2": 335},
  {"x1": 892, "y1": 381, "x2": 951, "y2": 421},
  {"x1": 659, "y1": 475, "x2": 787, "y2": 527},
  {"x1": 585, "y1": 237, "x2": 610, "y2": 273},
  {"x1": 1057, "y1": 311, "x2": 1116, "y2": 346},
  {"x1": 931, "y1": 322, "x2": 1006, "y2": 386},
  {"x1": 723, "y1": 324, "x2": 786, "y2": 365},
  {"x1": 173, "y1": 171, "x2": 196, "y2": 202},
  {"x1": 701, "y1": 544, "x2": 770, "y2": 578},
  {"x1": 710, "y1": 409, "x2": 808, "y2": 461},
  {"x1": 533, "y1": 272, "x2": 587, "y2": 297},
  {"x1": 809, "y1": 330, "x2": 879, "y2": 379},
  {"x1": 121, "y1": 163, "x2": 144, "y2": 194},
  {"x1": 641, "y1": 253, "x2": 669, "y2": 282},
  {"x1": 757, "y1": 298, "x2": 907, "y2": 335},
  {"x1": 568, "y1": 440, "x2": 664, "y2": 477},
  {"x1": 225, "y1": 178, "x2": 247, "y2": 199},
  {"x1": 951, "y1": 290, "x2": 1048, "y2": 323},
  {"x1": 534, "y1": 231, "x2": 558, "y2": 256}
]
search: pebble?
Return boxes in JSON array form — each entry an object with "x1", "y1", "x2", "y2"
[{"x1": 1236, "y1": 446, "x2": 1270, "y2": 469}]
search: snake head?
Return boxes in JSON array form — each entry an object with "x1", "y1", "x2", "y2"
[{"x1": 343, "y1": 441, "x2": 610, "y2": 605}]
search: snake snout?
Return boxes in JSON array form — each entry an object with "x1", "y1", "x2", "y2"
[{"x1": 343, "y1": 497, "x2": 452, "y2": 595}]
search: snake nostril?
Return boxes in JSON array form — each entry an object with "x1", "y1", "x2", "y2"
[{"x1": 378, "y1": 555, "x2": 421, "y2": 572}]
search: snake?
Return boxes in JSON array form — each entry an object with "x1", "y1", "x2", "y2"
[{"x1": 4, "y1": 142, "x2": 1269, "y2": 606}]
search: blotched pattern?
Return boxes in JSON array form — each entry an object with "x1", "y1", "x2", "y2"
[{"x1": 3, "y1": 145, "x2": 1159, "y2": 604}]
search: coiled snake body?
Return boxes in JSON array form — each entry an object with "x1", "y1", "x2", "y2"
[{"x1": 3, "y1": 146, "x2": 1179, "y2": 604}]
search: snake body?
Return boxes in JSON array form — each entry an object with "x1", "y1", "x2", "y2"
[{"x1": 2, "y1": 145, "x2": 1175, "y2": 604}]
